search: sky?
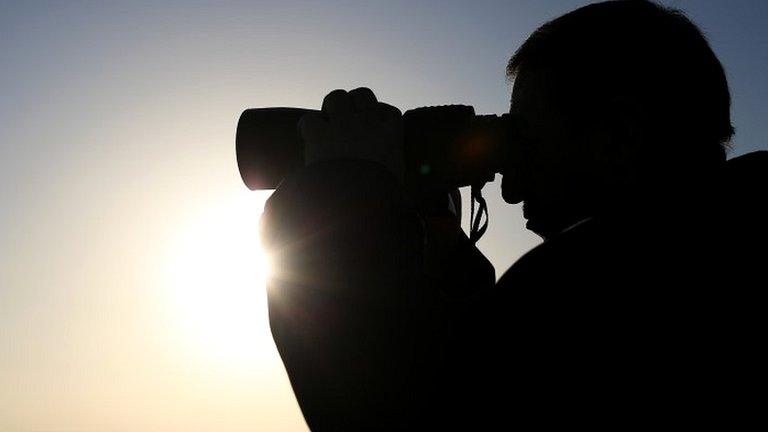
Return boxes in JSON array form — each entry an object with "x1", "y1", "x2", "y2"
[{"x1": 1, "y1": 1, "x2": 766, "y2": 431}]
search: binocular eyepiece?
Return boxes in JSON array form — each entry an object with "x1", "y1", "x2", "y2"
[{"x1": 236, "y1": 104, "x2": 511, "y2": 195}]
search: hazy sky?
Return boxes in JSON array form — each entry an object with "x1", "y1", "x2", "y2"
[{"x1": 1, "y1": 1, "x2": 766, "y2": 431}]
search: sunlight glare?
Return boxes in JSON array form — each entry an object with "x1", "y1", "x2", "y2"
[{"x1": 166, "y1": 189, "x2": 275, "y2": 370}]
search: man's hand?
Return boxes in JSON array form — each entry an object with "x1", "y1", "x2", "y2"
[{"x1": 299, "y1": 87, "x2": 405, "y2": 182}]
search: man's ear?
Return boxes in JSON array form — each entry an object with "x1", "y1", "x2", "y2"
[{"x1": 588, "y1": 95, "x2": 644, "y2": 187}]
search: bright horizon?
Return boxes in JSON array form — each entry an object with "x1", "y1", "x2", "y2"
[{"x1": 2, "y1": 1, "x2": 766, "y2": 430}]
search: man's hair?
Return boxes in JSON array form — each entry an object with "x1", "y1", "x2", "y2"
[{"x1": 507, "y1": 0, "x2": 733, "y2": 167}]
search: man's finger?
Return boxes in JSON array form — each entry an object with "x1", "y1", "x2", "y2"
[
  {"x1": 298, "y1": 111, "x2": 329, "y2": 141},
  {"x1": 299, "y1": 111, "x2": 332, "y2": 165},
  {"x1": 349, "y1": 87, "x2": 378, "y2": 112},
  {"x1": 322, "y1": 89, "x2": 352, "y2": 120},
  {"x1": 376, "y1": 102, "x2": 402, "y2": 122}
]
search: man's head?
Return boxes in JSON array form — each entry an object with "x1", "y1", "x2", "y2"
[{"x1": 502, "y1": 0, "x2": 733, "y2": 238}]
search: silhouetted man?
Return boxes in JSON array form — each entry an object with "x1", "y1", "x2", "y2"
[{"x1": 262, "y1": 1, "x2": 767, "y2": 429}]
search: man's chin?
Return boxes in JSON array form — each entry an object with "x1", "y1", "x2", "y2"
[
  {"x1": 526, "y1": 210, "x2": 587, "y2": 239},
  {"x1": 523, "y1": 204, "x2": 563, "y2": 239},
  {"x1": 524, "y1": 218, "x2": 550, "y2": 239}
]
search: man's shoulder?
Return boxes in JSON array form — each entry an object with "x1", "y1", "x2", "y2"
[{"x1": 497, "y1": 216, "x2": 643, "y2": 288}]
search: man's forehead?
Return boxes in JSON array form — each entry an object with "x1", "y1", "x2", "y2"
[{"x1": 509, "y1": 66, "x2": 549, "y2": 114}]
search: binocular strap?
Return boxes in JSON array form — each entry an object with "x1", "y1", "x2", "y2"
[{"x1": 469, "y1": 184, "x2": 489, "y2": 244}]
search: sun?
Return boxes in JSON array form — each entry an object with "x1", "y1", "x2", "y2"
[{"x1": 165, "y1": 189, "x2": 275, "y2": 369}]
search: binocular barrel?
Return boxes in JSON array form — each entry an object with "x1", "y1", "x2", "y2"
[
  {"x1": 236, "y1": 105, "x2": 508, "y2": 192},
  {"x1": 237, "y1": 108, "x2": 311, "y2": 191}
]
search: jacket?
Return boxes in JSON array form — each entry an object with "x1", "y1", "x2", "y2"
[{"x1": 261, "y1": 152, "x2": 767, "y2": 430}]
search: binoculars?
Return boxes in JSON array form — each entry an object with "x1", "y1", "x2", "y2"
[{"x1": 236, "y1": 105, "x2": 512, "y2": 197}]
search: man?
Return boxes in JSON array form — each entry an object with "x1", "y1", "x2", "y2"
[{"x1": 262, "y1": 1, "x2": 766, "y2": 429}]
